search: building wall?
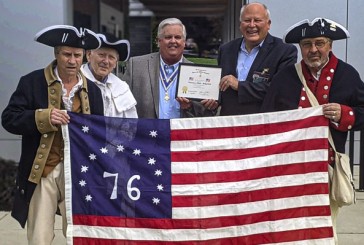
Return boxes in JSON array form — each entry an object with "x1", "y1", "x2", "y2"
[
  {"x1": 0, "y1": 0, "x2": 71, "y2": 161},
  {"x1": 128, "y1": 17, "x2": 153, "y2": 56}
]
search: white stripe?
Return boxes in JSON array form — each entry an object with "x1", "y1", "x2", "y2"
[
  {"x1": 61, "y1": 124, "x2": 74, "y2": 245},
  {"x1": 172, "y1": 172, "x2": 328, "y2": 196},
  {"x1": 71, "y1": 216, "x2": 332, "y2": 242},
  {"x1": 171, "y1": 107, "x2": 323, "y2": 130},
  {"x1": 62, "y1": 33, "x2": 69, "y2": 43},
  {"x1": 171, "y1": 126, "x2": 328, "y2": 152},
  {"x1": 172, "y1": 195, "x2": 330, "y2": 219},
  {"x1": 172, "y1": 149, "x2": 327, "y2": 174}
]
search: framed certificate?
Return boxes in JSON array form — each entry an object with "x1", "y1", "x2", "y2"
[{"x1": 176, "y1": 63, "x2": 221, "y2": 101}]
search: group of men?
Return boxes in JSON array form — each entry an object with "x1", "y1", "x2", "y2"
[{"x1": 2, "y1": 2, "x2": 364, "y2": 244}]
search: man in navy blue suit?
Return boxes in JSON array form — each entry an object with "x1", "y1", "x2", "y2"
[{"x1": 218, "y1": 2, "x2": 297, "y2": 115}]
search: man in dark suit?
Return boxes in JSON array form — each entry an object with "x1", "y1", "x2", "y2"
[
  {"x1": 218, "y1": 2, "x2": 297, "y2": 116},
  {"x1": 121, "y1": 18, "x2": 217, "y2": 119}
]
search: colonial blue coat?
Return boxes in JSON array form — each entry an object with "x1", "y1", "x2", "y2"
[{"x1": 1, "y1": 61, "x2": 104, "y2": 227}]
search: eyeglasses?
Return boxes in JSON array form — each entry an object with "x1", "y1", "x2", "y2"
[{"x1": 300, "y1": 40, "x2": 330, "y2": 49}]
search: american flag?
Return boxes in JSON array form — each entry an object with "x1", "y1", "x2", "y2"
[{"x1": 62, "y1": 106, "x2": 334, "y2": 244}]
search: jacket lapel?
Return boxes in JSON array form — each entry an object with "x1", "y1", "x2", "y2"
[
  {"x1": 149, "y1": 53, "x2": 160, "y2": 117},
  {"x1": 248, "y1": 33, "x2": 274, "y2": 78}
]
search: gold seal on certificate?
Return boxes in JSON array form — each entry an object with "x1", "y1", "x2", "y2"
[{"x1": 176, "y1": 63, "x2": 222, "y2": 101}]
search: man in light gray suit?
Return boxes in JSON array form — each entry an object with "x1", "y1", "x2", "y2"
[{"x1": 121, "y1": 18, "x2": 218, "y2": 119}]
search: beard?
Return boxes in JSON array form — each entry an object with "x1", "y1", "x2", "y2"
[{"x1": 304, "y1": 55, "x2": 329, "y2": 70}]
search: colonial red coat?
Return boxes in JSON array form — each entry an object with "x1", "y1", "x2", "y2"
[{"x1": 261, "y1": 53, "x2": 364, "y2": 153}]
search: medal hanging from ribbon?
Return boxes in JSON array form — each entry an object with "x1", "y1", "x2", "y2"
[{"x1": 160, "y1": 65, "x2": 179, "y2": 101}]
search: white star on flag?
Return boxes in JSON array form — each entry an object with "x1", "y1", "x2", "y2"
[
  {"x1": 149, "y1": 130, "x2": 158, "y2": 137},
  {"x1": 81, "y1": 125, "x2": 89, "y2": 133},
  {"x1": 79, "y1": 180, "x2": 86, "y2": 187},
  {"x1": 148, "y1": 157, "x2": 156, "y2": 165},
  {"x1": 81, "y1": 165, "x2": 89, "y2": 173},
  {"x1": 100, "y1": 147, "x2": 108, "y2": 154},
  {"x1": 133, "y1": 149, "x2": 141, "y2": 156},
  {"x1": 85, "y1": 195, "x2": 92, "y2": 202},
  {"x1": 157, "y1": 184, "x2": 164, "y2": 191},
  {"x1": 89, "y1": 153, "x2": 96, "y2": 161},
  {"x1": 116, "y1": 145, "x2": 124, "y2": 152},
  {"x1": 152, "y1": 197, "x2": 160, "y2": 205},
  {"x1": 154, "y1": 169, "x2": 162, "y2": 176}
]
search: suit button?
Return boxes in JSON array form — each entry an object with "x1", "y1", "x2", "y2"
[
  {"x1": 34, "y1": 164, "x2": 40, "y2": 170},
  {"x1": 21, "y1": 189, "x2": 25, "y2": 195}
]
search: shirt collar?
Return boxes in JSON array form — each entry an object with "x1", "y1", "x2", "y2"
[
  {"x1": 240, "y1": 38, "x2": 265, "y2": 53},
  {"x1": 160, "y1": 56, "x2": 183, "y2": 69}
]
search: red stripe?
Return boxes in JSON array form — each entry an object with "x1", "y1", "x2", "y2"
[
  {"x1": 172, "y1": 161, "x2": 328, "y2": 185},
  {"x1": 172, "y1": 183, "x2": 329, "y2": 207},
  {"x1": 172, "y1": 139, "x2": 328, "y2": 162},
  {"x1": 73, "y1": 227, "x2": 333, "y2": 244},
  {"x1": 171, "y1": 115, "x2": 327, "y2": 141},
  {"x1": 73, "y1": 206, "x2": 331, "y2": 229}
]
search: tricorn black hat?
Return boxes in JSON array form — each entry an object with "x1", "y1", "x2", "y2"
[
  {"x1": 34, "y1": 25, "x2": 101, "y2": 50},
  {"x1": 97, "y1": 33, "x2": 130, "y2": 61},
  {"x1": 283, "y1": 18, "x2": 350, "y2": 43}
]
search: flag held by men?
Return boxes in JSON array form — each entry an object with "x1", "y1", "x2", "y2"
[{"x1": 62, "y1": 106, "x2": 334, "y2": 244}]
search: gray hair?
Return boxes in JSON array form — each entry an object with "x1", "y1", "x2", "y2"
[
  {"x1": 240, "y1": 2, "x2": 271, "y2": 22},
  {"x1": 157, "y1": 18, "x2": 187, "y2": 40}
]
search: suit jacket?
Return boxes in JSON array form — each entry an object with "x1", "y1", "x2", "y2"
[
  {"x1": 1, "y1": 61, "x2": 104, "y2": 227},
  {"x1": 218, "y1": 33, "x2": 297, "y2": 115},
  {"x1": 121, "y1": 52, "x2": 214, "y2": 118}
]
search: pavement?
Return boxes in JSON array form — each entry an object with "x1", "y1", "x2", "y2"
[{"x1": 0, "y1": 166, "x2": 363, "y2": 245}]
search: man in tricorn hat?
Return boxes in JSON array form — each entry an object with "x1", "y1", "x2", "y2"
[
  {"x1": 261, "y1": 18, "x2": 364, "y2": 243},
  {"x1": 81, "y1": 33, "x2": 138, "y2": 118},
  {"x1": 1, "y1": 25, "x2": 104, "y2": 244}
]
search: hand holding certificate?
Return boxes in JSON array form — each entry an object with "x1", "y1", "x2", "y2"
[{"x1": 176, "y1": 63, "x2": 221, "y2": 101}]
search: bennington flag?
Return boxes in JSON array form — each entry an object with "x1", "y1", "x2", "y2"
[{"x1": 62, "y1": 106, "x2": 334, "y2": 244}]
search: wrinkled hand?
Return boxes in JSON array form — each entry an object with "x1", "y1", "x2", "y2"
[
  {"x1": 50, "y1": 108, "x2": 70, "y2": 126},
  {"x1": 201, "y1": 99, "x2": 219, "y2": 110},
  {"x1": 176, "y1": 97, "x2": 192, "y2": 110},
  {"x1": 219, "y1": 75, "x2": 238, "y2": 91},
  {"x1": 322, "y1": 103, "x2": 341, "y2": 123}
]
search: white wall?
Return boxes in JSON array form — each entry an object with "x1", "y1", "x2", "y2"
[
  {"x1": 254, "y1": 0, "x2": 349, "y2": 61},
  {"x1": 0, "y1": 0, "x2": 70, "y2": 161}
]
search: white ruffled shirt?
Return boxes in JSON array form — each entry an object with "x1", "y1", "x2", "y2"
[{"x1": 81, "y1": 64, "x2": 138, "y2": 118}]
